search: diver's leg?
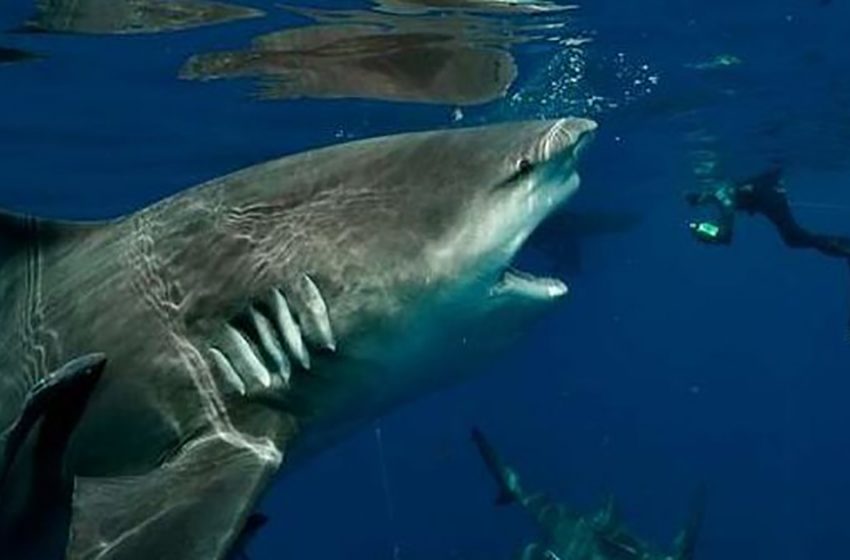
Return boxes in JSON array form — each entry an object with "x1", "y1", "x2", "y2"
[
  {"x1": 759, "y1": 191, "x2": 850, "y2": 256},
  {"x1": 776, "y1": 226, "x2": 817, "y2": 249},
  {"x1": 760, "y1": 204, "x2": 816, "y2": 249},
  {"x1": 809, "y1": 235, "x2": 850, "y2": 259}
]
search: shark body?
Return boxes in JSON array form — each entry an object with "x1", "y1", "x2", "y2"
[
  {"x1": 0, "y1": 118, "x2": 595, "y2": 559},
  {"x1": 472, "y1": 429, "x2": 704, "y2": 560}
]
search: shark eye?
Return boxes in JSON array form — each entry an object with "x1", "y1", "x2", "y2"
[
  {"x1": 501, "y1": 158, "x2": 535, "y2": 187},
  {"x1": 516, "y1": 158, "x2": 533, "y2": 175}
]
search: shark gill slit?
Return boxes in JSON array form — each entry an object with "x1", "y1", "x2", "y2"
[
  {"x1": 130, "y1": 215, "x2": 280, "y2": 463},
  {"x1": 207, "y1": 275, "x2": 335, "y2": 406}
]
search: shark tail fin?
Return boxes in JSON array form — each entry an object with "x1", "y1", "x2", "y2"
[
  {"x1": 673, "y1": 485, "x2": 706, "y2": 560},
  {"x1": 470, "y1": 427, "x2": 521, "y2": 506}
]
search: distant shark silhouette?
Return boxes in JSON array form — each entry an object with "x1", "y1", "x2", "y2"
[
  {"x1": 526, "y1": 210, "x2": 641, "y2": 275},
  {"x1": 0, "y1": 118, "x2": 596, "y2": 559},
  {"x1": 0, "y1": 47, "x2": 39, "y2": 64},
  {"x1": 472, "y1": 428, "x2": 705, "y2": 560}
]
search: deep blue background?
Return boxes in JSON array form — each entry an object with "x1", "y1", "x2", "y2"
[{"x1": 2, "y1": 0, "x2": 850, "y2": 558}]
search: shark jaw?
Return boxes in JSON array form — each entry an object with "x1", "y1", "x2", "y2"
[
  {"x1": 487, "y1": 172, "x2": 579, "y2": 302},
  {"x1": 481, "y1": 122, "x2": 593, "y2": 305},
  {"x1": 491, "y1": 267, "x2": 569, "y2": 300}
]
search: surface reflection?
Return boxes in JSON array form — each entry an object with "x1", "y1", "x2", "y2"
[{"x1": 27, "y1": 0, "x2": 263, "y2": 34}]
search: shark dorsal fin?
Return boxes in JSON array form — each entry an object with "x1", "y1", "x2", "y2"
[{"x1": 0, "y1": 209, "x2": 105, "y2": 258}]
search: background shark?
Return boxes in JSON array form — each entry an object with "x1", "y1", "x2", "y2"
[
  {"x1": 471, "y1": 428, "x2": 704, "y2": 560},
  {"x1": 0, "y1": 47, "x2": 39, "y2": 65},
  {"x1": 0, "y1": 118, "x2": 595, "y2": 560},
  {"x1": 525, "y1": 210, "x2": 642, "y2": 277}
]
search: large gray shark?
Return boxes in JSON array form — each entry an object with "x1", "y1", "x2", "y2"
[{"x1": 0, "y1": 117, "x2": 595, "y2": 560}]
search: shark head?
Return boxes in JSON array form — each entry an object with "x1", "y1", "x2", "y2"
[
  {"x1": 137, "y1": 118, "x2": 596, "y2": 450},
  {"x1": 197, "y1": 118, "x2": 594, "y2": 350},
  {"x1": 412, "y1": 118, "x2": 596, "y2": 305},
  {"x1": 0, "y1": 119, "x2": 598, "y2": 529}
]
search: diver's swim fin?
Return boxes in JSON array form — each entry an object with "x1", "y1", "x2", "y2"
[
  {"x1": 471, "y1": 427, "x2": 520, "y2": 506},
  {"x1": 673, "y1": 485, "x2": 706, "y2": 560},
  {"x1": 0, "y1": 354, "x2": 106, "y2": 493}
]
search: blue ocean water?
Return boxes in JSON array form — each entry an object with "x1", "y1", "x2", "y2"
[{"x1": 2, "y1": 0, "x2": 850, "y2": 558}]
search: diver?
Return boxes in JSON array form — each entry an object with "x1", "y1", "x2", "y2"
[
  {"x1": 685, "y1": 167, "x2": 850, "y2": 257},
  {"x1": 686, "y1": 168, "x2": 850, "y2": 335}
]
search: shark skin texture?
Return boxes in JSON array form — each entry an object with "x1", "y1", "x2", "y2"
[{"x1": 0, "y1": 118, "x2": 596, "y2": 560}]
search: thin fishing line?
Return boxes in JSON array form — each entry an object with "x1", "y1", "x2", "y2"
[
  {"x1": 375, "y1": 423, "x2": 395, "y2": 522},
  {"x1": 375, "y1": 422, "x2": 400, "y2": 559}
]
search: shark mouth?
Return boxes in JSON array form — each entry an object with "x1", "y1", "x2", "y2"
[
  {"x1": 488, "y1": 120, "x2": 595, "y2": 303},
  {"x1": 491, "y1": 268, "x2": 568, "y2": 300}
]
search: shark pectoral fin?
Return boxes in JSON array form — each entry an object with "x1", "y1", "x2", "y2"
[
  {"x1": 0, "y1": 354, "x2": 106, "y2": 492},
  {"x1": 66, "y1": 434, "x2": 282, "y2": 560}
]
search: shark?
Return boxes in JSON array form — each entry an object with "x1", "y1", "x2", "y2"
[
  {"x1": 0, "y1": 117, "x2": 596, "y2": 560},
  {"x1": 0, "y1": 47, "x2": 39, "y2": 65},
  {"x1": 472, "y1": 428, "x2": 704, "y2": 560}
]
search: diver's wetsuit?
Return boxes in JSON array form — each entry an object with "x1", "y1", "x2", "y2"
[
  {"x1": 686, "y1": 168, "x2": 850, "y2": 259},
  {"x1": 687, "y1": 169, "x2": 850, "y2": 337}
]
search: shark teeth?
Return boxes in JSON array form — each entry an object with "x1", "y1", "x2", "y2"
[
  {"x1": 490, "y1": 268, "x2": 568, "y2": 301},
  {"x1": 209, "y1": 280, "x2": 336, "y2": 398},
  {"x1": 272, "y1": 289, "x2": 311, "y2": 370},
  {"x1": 209, "y1": 348, "x2": 246, "y2": 396},
  {"x1": 250, "y1": 307, "x2": 291, "y2": 386},
  {"x1": 222, "y1": 324, "x2": 273, "y2": 389},
  {"x1": 297, "y1": 274, "x2": 337, "y2": 352}
]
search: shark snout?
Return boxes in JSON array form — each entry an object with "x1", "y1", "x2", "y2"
[{"x1": 541, "y1": 117, "x2": 598, "y2": 162}]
